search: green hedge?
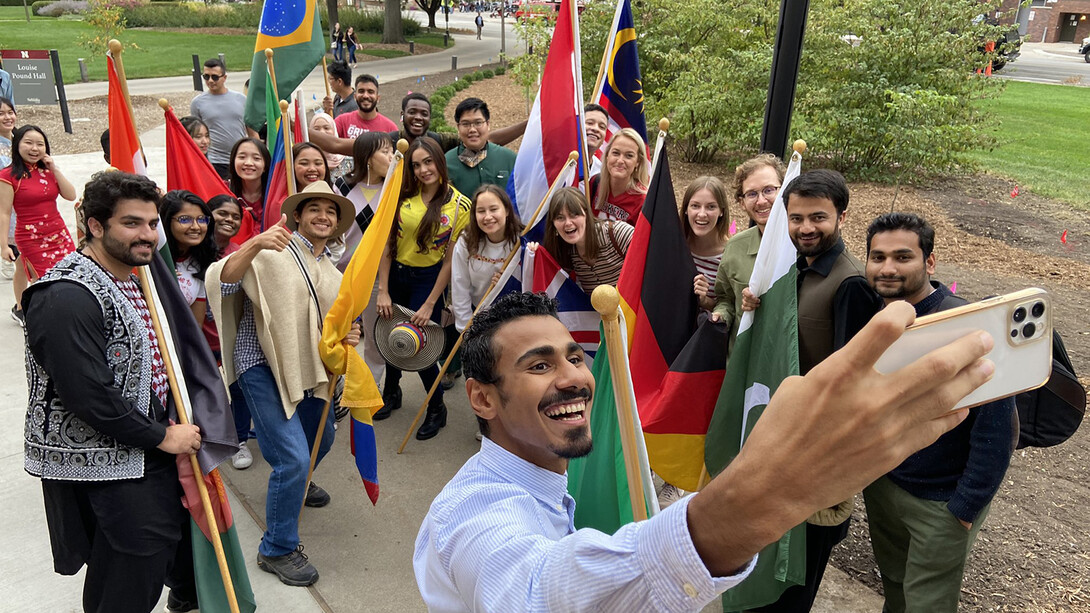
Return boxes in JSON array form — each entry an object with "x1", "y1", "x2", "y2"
[
  {"x1": 30, "y1": 0, "x2": 50, "y2": 13},
  {"x1": 428, "y1": 68, "x2": 502, "y2": 134},
  {"x1": 324, "y1": 7, "x2": 421, "y2": 36},
  {"x1": 119, "y1": 3, "x2": 420, "y2": 36}
]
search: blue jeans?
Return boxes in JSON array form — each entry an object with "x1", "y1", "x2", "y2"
[
  {"x1": 385, "y1": 261, "x2": 444, "y2": 407},
  {"x1": 237, "y1": 364, "x2": 335, "y2": 557},
  {"x1": 228, "y1": 381, "x2": 253, "y2": 443}
]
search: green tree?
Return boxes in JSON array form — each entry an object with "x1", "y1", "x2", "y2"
[{"x1": 383, "y1": 0, "x2": 406, "y2": 43}]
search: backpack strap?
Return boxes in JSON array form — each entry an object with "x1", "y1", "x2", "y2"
[
  {"x1": 605, "y1": 221, "x2": 623, "y2": 258},
  {"x1": 286, "y1": 239, "x2": 323, "y2": 333}
]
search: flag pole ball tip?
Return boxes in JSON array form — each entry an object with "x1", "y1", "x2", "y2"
[
  {"x1": 590, "y1": 285, "x2": 621, "y2": 316},
  {"x1": 567, "y1": 151, "x2": 579, "y2": 163},
  {"x1": 658, "y1": 118, "x2": 670, "y2": 132},
  {"x1": 279, "y1": 100, "x2": 289, "y2": 112},
  {"x1": 793, "y1": 139, "x2": 807, "y2": 153},
  {"x1": 108, "y1": 40, "x2": 122, "y2": 53},
  {"x1": 397, "y1": 139, "x2": 410, "y2": 154},
  {"x1": 265, "y1": 48, "x2": 274, "y2": 58},
  {"x1": 158, "y1": 98, "x2": 170, "y2": 110}
]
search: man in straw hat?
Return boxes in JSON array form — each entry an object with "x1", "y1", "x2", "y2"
[
  {"x1": 207, "y1": 181, "x2": 362, "y2": 587},
  {"x1": 23, "y1": 171, "x2": 202, "y2": 612},
  {"x1": 414, "y1": 291, "x2": 997, "y2": 611}
]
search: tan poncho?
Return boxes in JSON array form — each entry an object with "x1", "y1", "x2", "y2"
[{"x1": 207, "y1": 236, "x2": 342, "y2": 419}]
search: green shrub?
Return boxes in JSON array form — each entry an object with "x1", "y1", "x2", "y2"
[
  {"x1": 493, "y1": 66, "x2": 504, "y2": 76},
  {"x1": 30, "y1": 0, "x2": 51, "y2": 14},
  {"x1": 122, "y1": 3, "x2": 261, "y2": 28},
  {"x1": 481, "y1": 69, "x2": 494, "y2": 78}
]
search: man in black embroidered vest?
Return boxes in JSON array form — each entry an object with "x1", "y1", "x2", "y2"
[
  {"x1": 863, "y1": 212, "x2": 1014, "y2": 613},
  {"x1": 742, "y1": 168, "x2": 882, "y2": 612},
  {"x1": 23, "y1": 171, "x2": 203, "y2": 612},
  {"x1": 206, "y1": 181, "x2": 361, "y2": 587}
]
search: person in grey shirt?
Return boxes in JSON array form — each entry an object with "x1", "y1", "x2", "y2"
[
  {"x1": 321, "y1": 60, "x2": 357, "y2": 118},
  {"x1": 190, "y1": 58, "x2": 254, "y2": 180}
]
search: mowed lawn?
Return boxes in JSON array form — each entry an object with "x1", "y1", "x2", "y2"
[
  {"x1": 0, "y1": 19, "x2": 258, "y2": 83},
  {"x1": 970, "y1": 80, "x2": 1090, "y2": 209}
]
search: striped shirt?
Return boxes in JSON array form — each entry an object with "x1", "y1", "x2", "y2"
[
  {"x1": 413, "y1": 437, "x2": 753, "y2": 612},
  {"x1": 570, "y1": 221, "x2": 633, "y2": 295},
  {"x1": 692, "y1": 250, "x2": 723, "y2": 298}
]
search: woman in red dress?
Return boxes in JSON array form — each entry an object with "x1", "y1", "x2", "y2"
[
  {"x1": 227, "y1": 137, "x2": 269, "y2": 246},
  {"x1": 0, "y1": 125, "x2": 76, "y2": 323}
]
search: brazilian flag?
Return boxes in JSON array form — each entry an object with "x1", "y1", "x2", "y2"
[{"x1": 244, "y1": 0, "x2": 326, "y2": 130}]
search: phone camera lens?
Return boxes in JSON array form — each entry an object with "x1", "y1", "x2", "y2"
[
  {"x1": 1010, "y1": 329, "x2": 1018, "y2": 338},
  {"x1": 1022, "y1": 323, "x2": 1036, "y2": 338},
  {"x1": 1013, "y1": 307, "x2": 1026, "y2": 323},
  {"x1": 1031, "y1": 302, "x2": 1045, "y2": 318}
]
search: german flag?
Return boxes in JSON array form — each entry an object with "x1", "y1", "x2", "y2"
[{"x1": 617, "y1": 148, "x2": 720, "y2": 491}]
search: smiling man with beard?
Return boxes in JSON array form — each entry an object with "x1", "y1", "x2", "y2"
[
  {"x1": 207, "y1": 181, "x2": 362, "y2": 587},
  {"x1": 413, "y1": 289, "x2": 999, "y2": 612},
  {"x1": 864, "y1": 212, "x2": 1014, "y2": 613},
  {"x1": 23, "y1": 171, "x2": 203, "y2": 612},
  {"x1": 334, "y1": 74, "x2": 399, "y2": 140}
]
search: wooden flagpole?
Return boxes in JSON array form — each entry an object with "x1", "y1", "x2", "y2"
[
  {"x1": 591, "y1": 284, "x2": 649, "y2": 521},
  {"x1": 136, "y1": 267, "x2": 241, "y2": 613},
  {"x1": 398, "y1": 152, "x2": 580, "y2": 454},
  {"x1": 280, "y1": 99, "x2": 297, "y2": 196},
  {"x1": 107, "y1": 39, "x2": 147, "y2": 167},
  {"x1": 321, "y1": 56, "x2": 333, "y2": 99}
]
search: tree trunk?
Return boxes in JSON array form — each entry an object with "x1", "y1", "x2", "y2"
[
  {"x1": 427, "y1": 8, "x2": 437, "y2": 29},
  {"x1": 383, "y1": 0, "x2": 406, "y2": 44},
  {"x1": 326, "y1": 0, "x2": 339, "y2": 39}
]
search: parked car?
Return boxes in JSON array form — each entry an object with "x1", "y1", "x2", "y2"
[{"x1": 1080, "y1": 36, "x2": 1090, "y2": 64}]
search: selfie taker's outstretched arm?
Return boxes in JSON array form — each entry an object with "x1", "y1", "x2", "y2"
[{"x1": 688, "y1": 301, "x2": 995, "y2": 576}]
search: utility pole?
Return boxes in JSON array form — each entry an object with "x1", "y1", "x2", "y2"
[{"x1": 759, "y1": 0, "x2": 810, "y2": 159}]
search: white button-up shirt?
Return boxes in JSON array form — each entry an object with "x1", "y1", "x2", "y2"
[{"x1": 414, "y1": 437, "x2": 754, "y2": 612}]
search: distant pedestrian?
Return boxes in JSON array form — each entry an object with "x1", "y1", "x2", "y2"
[
  {"x1": 190, "y1": 58, "x2": 255, "y2": 180},
  {"x1": 475, "y1": 13, "x2": 484, "y2": 39},
  {"x1": 332, "y1": 22, "x2": 344, "y2": 62},
  {"x1": 346, "y1": 27, "x2": 360, "y2": 66}
]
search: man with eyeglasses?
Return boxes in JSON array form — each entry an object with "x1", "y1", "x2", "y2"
[
  {"x1": 333, "y1": 74, "x2": 398, "y2": 140},
  {"x1": 190, "y1": 58, "x2": 256, "y2": 180},
  {"x1": 445, "y1": 98, "x2": 516, "y2": 198}
]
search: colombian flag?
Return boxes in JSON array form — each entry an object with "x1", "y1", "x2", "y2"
[
  {"x1": 317, "y1": 146, "x2": 404, "y2": 505},
  {"x1": 244, "y1": 0, "x2": 325, "y2": 131},
  {"x1": 591, "y1": 0, "x2": 647, "y2": 146},
  {"x1": 262, "y1": 70, "x2": 294, "y2": 233}
]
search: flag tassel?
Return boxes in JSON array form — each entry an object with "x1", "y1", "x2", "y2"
[
  {"x1": 591, "y1": 285, "x2": 649, "y2": 521},
  {"x1": 397, "y1": 152, "x2": 581, "y2": 454},
  {"x1": 136, "y1": 267, "x2": 241, "y2": 613}
]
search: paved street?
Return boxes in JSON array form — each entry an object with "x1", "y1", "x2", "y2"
[{"x1": 996, "y1": 42, "x2": 1090, "y2": 85}]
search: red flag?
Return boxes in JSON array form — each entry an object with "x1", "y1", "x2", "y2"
[
  {"x1": 106, "y1": 51, "x2": 146, "y2": 175},
  {"x1": 164, "y1": 105, "x2": 232, "y2": 202}
]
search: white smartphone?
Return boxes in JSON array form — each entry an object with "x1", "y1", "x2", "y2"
[{"x1": 874, "y1": 288, "x2": 1053, "y2": 411}]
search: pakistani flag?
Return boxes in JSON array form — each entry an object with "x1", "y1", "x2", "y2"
[{"x1": 704, "y1": 151, "x2": 804, "y2": 610}]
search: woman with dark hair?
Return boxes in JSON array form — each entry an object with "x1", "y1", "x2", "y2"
[
  {"x1": 680, "y1": 176, "x2": 731, "y2": 314},
  {"x1": 540, "y1": 186, "x2": 632, "y2": 295},
  {"x1": 0, "y1": 125, "x2": 76, "y2": 324},
  {"x1": 375, "y1": 137, "x2": 471, "y2": 440},
  {"x1": 450, "y1": 184, "x2": 521, "y2": 332},
  {"x1": 227, "y1": 137, "x2": 270, "y2": 245},
  {"x1": 180, "y1": 115, "x2": 211, "y2": 157},
  {"x1": 208, "y1": 194, "x2": 243, "y2": 258},
  {"x1": 160, "y1": 190, "x2": 217, "y2": 325},
  {"x1": 293, "y1": 141, "x2": 330, "y2": 189},
  {"x1": 0, "y1": 97, "x2": 15, "y2": 168}
]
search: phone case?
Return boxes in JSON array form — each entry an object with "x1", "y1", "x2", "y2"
[{"x1": 874, "y1": 288, "x2": 1053, "y2": 410}]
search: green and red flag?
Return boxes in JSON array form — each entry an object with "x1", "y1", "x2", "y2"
[
  {"x1": 567, "y1": 322, "x2": 656, "y2": 533},
  {"x1": 704, "y1": 151, "x2": 805, "y2": 610},
  {"x1": 145, "y1": 255, "x2": 256, "y2": 613},
  {"x1": 244, "y1": 0, "x2": 326, "y2": 131}
]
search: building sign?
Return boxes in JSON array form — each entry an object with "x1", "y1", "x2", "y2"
[{"x1": 0, "y1": 50, "x2": 58, "y2": 106}]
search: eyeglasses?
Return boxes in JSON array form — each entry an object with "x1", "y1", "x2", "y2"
[
  {"x1": 742, "y1": 185, "x2": 780, "y2": 205},
  {"x1": 202, "y1": 74, "x2": 223, "y2": 82},
  {"x1": 174, "y1": 215, "x2": 211, "y2": 226},
  {"x1": 458, "y1": 119, "x2": 487, "y2": 130}
]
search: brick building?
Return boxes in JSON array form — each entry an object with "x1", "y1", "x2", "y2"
[{"x1": 1001, "y1": 0, "x2": 1090, "y2": 43}]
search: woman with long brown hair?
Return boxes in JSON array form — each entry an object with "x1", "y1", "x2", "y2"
[{"x1": 375, "y1": 137, "x2": 471, "y2": 440}]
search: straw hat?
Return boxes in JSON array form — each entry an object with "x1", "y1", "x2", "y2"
[
  {"x1": 374, "y1": 304, "x2": 447, "y2": 372},
  {"x1": 280, "y1": 181, "x2": 355, "y2": 239}
]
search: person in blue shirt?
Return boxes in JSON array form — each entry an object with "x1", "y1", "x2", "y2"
[{"x1": 413, "y1": 291, "x2": 998, "y2": 612}]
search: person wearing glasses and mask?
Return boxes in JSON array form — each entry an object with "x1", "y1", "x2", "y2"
[
  {"x1": 444, "y1": 98, "x2": 516, "y2": 200},
  {"x1": 190, "y1": 58, "x2": 258, "y2": 180},
  {"x1": 710, "y1": 154, "x2": 785, "y2": 351}
]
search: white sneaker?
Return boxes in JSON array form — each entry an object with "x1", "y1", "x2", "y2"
[
  {"x1": 657, "y1": 484, "x2": 686, "y2": 509},
  {"x1": 232, "y1": 441, "x2": 253, "y2": 469}
]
